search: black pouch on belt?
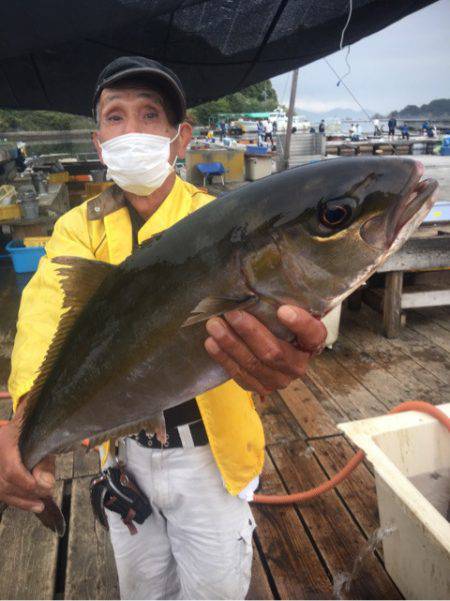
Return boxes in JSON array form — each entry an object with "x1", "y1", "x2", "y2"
[{"x1": 89, "y1": 464, "x2": 152, "y2": 535}]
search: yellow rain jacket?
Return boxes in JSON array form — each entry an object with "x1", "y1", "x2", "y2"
[{"x1": 8, "y1": 176, "x2": 265, "y2": 495}]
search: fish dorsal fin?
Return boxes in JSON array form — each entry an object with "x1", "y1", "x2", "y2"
[
  {"x1": 181, "y1": 294, "x2": 258, "y2": 327},
  {"x1": 20, "y1": 256, "x2": 117, "y2": 449},
  {"x1": 51, "y1": 256, "x2": 117, "y2": 311}
]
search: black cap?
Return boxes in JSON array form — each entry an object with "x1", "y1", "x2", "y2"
[{"x1": 93, "y1": 56, "x2": 186, "y2": 123}]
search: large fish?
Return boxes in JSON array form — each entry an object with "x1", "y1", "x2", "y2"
[{"x1": 6, "y1": 156, "x2": 438, "y2": 534}]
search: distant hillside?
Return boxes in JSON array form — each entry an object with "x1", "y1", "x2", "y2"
[
  {"x1": 296, "y1": 107, "x2": 372, "y2": 123},
  {"x1": 0, "y1": 109, "x2": 93, "y2": 132},
  {"x1": 389, "y1": 98, "x2": 450, "y2": 119}
]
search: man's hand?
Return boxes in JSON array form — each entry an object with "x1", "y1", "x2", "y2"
[
  {"x1": 204, "y1": 305, "x2": 327, "y2": 396},
  {"x1": 0, "y1": 403, "x2": 55, "y2": 513}
]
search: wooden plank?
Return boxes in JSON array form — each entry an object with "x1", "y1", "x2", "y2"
[
  {"x1": 307, "y1": 351, "x2": 389, "y2": 421},
  {"x1": 311, "y1": 436, "x2": 380, "y2": 538},
  {"x1": 416, "y1": 305, "x2": 450, "y2": 332},
  {"x1": 406, "y1": 309, "x2": 450, "y2": 353},
  {"x1": 377, "y1": 236, "x2": 450, "y2": 272},
  {"x1": 401, "y1": 287, "x2": 450, "y2": 309},
  {"x1": 65, "y1": 477, "x2": 120, "y2": 600},
  {"x1": 0, "y1": 482, "x2": 63, "y2": 600},
  {"x1": 55, "y1": 452, "x2": 74, "y2": 481},
  {"x1": 301, "y1": 372, "x2": 348, "y2": 424},
  {"x1": 247, "y1": 542, "x2": 275, "y2": 600},
  {"x1": 253, "y1": 394, "x2": 298, "y2": 446},
  {"x1": 332, "y1": 335, "x2": 418, "y2": 409},
  {"x1": 343, "y1": 303, "x2": 450, "y2": 386},
  {"x1": 278, "y1": 379, "x2": 339, "y2": 439},
  {"x1": 419, "y1": 307, "x2": 450, "y2": 332},
  {"x1": 269, "y1": 442, "x2": 401, "y2": 600},
  {"x1": 73, "y1": 447, "x2": 101, "y2": 478},
  {"x1": 252, "y1": 453, "x2": 332, "y2": 599},
  {"x1": 383, "y1": 271, "x2": 403, "y2": 338}
]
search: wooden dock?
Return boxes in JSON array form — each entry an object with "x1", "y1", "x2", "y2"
[{"x1": 0, "y1": 266, "x2": 449, "y2": 600}]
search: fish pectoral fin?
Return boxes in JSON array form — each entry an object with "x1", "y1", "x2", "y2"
[
  {"x1": 51, "y1": 256, "x2": 118, "y2": 311},
  {"x1": 181, "y1": 294, "x2": 259, "y2": 327}
]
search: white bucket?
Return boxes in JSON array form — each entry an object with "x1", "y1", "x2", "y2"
[{"x1": 339, "y1": 404, "x2": 450, "y2": 600}]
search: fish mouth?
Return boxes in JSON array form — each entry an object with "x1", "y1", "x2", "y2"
[{"x1": 360, "y1": 160, "x2": 439, "y2": 250}]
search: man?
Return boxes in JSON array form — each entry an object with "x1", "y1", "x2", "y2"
[
  {"x1": 1, "y1": 57, "x2": 326, "y2": 599},
  {"x1": 373, "y1": 117, "x2": 381, "y2": 137},
  {"x1": 257, "y1": 119, "x2": 264, "y2": 146},
  {"x1": 264, "y1": 119, "x2": 273, "y2": 147},
  {"x1": 388, "y1": 116, "x2": 397, "y2": 140},
  {"x1": 401, "y1": 123, "x2": 410, "y2": 140},
  {"x1": 318, "y1": 119, "x2": 325, "y2": 134}
]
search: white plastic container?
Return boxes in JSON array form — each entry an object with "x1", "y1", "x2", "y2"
[
  {"x1": 245, "y1": 156, "x2": 272, "y2": 181},
  {"x1": 321, "y1": 303, "x2": 342, "y2": 349},
  {"x1": 339, "y1": 404, "x2": 450, "y2": 600}
]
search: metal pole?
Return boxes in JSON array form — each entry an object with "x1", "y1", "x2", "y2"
[{"x1": 283, "y1": 68, "x2": 299, "y2": 170}]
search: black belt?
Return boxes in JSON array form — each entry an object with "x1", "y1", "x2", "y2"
[
  {"x1": 133, "y1": 420, "x2": 208, "y2": 449},
  {"x1": 131, "y1": 399, "x2": 208, "y2": 449}
]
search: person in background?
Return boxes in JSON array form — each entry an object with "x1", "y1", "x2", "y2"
[
  {"x1": 257, "y1": 120, "x2": 264, "y2": 146},
  {"x1": 224, "y1": 120, "x2": 230, "y2": 137},
  {"x1": 264, "y1": 119, "x2": 274, "y2": 148},
  {"x1": 373, "y1": 118, "x2": 381, "y2": 137},
  {"x1": 318, "y1": 119, "x2": 325, "y2": 134},
  {"x1": 272, "y1": 120, "x2": 278, "y2": 135},
  {"x1": 400, "y1": 123, "x2": 410, "y2": 140},
  {"x1": 220, "y1": 120, "x2": 226, "y2": 141},
  {"x1": 388, "y1": 116, "x2": 397, "y2": 140},
  {"x1": 349, "y1": 123, "x2": 355, "y2": 139}
]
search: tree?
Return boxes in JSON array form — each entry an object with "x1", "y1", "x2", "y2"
[{"x1": 190, "y1": 79, "x2": 279, "y2": 125}]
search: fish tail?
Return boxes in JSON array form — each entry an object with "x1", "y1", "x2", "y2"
[{"x1": 36, "y1": 496, "x2": 66, "y2": 537}]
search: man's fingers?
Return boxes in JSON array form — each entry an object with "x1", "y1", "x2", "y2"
[
  {"x1": 204, "y1": 337, "x2": 271, "y2": 396},
  {"x1": 223, "y1": 311, "x2": 310, "y2": 378},
  {"x1": 206, "y1": 317, "x2": 292, "y2": 389},
  {"x1": 277, "y1": 306, "x2": 327, "y2": 354},
  {"x1": 32, "y1": 455, "x2": 56, "y2": 490},
  {"x1": 2, "y1": 493, "x2": 44, "y2": 513}
]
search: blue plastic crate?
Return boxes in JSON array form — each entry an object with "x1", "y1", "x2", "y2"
[
  {"x1": 6, "y1": 240, "x2": 46, "y2": 273},
  {"x1": 246, "y1": 145, "x2": 268, "y2": 155}
]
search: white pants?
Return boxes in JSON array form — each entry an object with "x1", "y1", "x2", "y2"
[{"x1": 106, "y1": 439, "x2": 256, "y2": 600}]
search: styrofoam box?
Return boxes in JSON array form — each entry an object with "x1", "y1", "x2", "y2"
[{"x1": 339, "y1": 404, "x2": 450, "y2": 600}]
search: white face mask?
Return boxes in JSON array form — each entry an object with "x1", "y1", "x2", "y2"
[{"x1": 100, "y1": 128, "x2": 180, "y2": 196}]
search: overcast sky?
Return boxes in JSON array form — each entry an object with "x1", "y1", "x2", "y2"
[{"x1": 270, "y1": 0, "x2": 450, "y2": 115}]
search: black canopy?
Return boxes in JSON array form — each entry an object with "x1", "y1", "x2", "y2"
[{"x1": 0, "y1": 0, "x2": 436, "y2": 115}]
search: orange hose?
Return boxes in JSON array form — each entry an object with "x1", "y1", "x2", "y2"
[
  {"x1": 0, "y1": 392, "x2": 448, "y2": 505},
  {"x1": 253, "y1": 400, "x2": 450, "y2": 505}
]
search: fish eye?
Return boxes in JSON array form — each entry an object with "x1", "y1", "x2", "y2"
[
  {"x1": 320, "y1": 204, "x2": 350, "y2": 227},
  {"x1": 318, "y1": 199, "x2": 354, "y2": 229}
]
